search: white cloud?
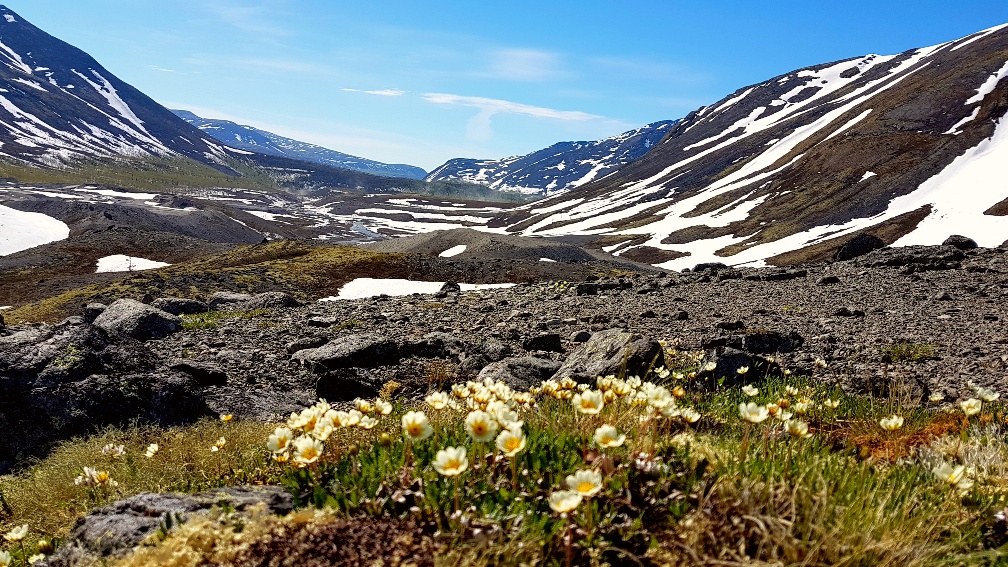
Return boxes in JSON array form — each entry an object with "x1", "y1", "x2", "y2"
[
  {"x1": 145, "y1": 65, "x2": 176, "y2": 73},
  {"x1": 205, "y1": 1, "x2": 289, "y2": 36},
  {"x1": 423, "y1": 93, "x2": 602, "y2": 141},
  {"x1": 482, "y1": 48, "x2": 566, "y2": 81},
  {"x1": 342, "y1": 88, "x2": 407, "y2": 97}
]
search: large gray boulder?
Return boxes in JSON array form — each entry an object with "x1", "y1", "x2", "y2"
[
  {"x1": 478, "y1": 357, "x2": 562, "y2": 391},
  {"x1": 42, "y1": 486, "x2": 292, "y2": 567},
  {"x1": 207, "y1": 291, "x2": 253, "y2": 311},
  {"x1": 292, "y1": 334, "x2": 399, "y2": 372},
  {"x1": 552, "y1": 329, "x2": 664, "y2": 383},
  {"x1": 92, "y1": 299, "x2": 180, "y2": 341}
]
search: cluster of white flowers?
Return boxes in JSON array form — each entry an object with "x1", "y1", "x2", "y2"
[
  {"x1": 74, "y1": 466, "x2": 118, "y2": 488},
  {"x1": 101, "y1": 444, "x2": 125, "y2": 458},
  {"x1": 267, "y1": 397, "x2": 392, "y2": 466}
]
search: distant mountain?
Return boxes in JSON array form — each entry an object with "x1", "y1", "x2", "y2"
[
  {"x1": 173, "y1": 110, "x2": 427, "y2": 180},
  {"x1": 426, "y1": 121, "x2": 676, "y2": 196},
  {"x1": 0, "y1": 5, "x2": 240, "y2": 169},
  {"x1": 492, "y1": 23, "x2": 1008, "y2": 269}
]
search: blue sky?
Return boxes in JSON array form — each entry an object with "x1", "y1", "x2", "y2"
[{"x1": 8, "y1": 1, "x2": 1008, "y2": 171}]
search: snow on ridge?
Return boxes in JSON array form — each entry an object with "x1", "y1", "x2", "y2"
[
  {"x1": 965, "y1": 60, "x2": 1008, "y2": 105},
  {"x1": 951, "y1": 23, "x2": 1008, "y2": 52}
]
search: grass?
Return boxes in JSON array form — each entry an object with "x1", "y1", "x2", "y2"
[
  {"x1": 881, "y1": 342, "x2": 939, "y2": 363},
  {"x1": 3, "y1": 363, "x2": 1008, "y2": 566}
]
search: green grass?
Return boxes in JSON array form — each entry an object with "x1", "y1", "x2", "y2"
[
  {"x1": 3, "y1": 365, "x2": 1007, "y2": 566},
  {"x1": 881, "y1": 342, "x2": 939, "y2": 363}
]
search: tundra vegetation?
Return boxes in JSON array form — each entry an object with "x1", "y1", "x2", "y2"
[{"x1": 3, "y1": 350, "x2": 1008, "y2": 566}]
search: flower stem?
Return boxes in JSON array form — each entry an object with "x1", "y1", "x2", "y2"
[{"x1": 740, "y1": 422, "x2": 752, "y2": 463}]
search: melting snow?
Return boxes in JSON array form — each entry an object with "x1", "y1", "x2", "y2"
[
  {"x1": 438, "y1": 244, "x2": 467, "y2": 257},
  {"x1": 95, "y1": 254, "x2": 170, "y2": 273},
  {"x1": 965, "y1": 60, "x2": 1008, "y2": 105},
  {"x1": 945, "y1": 107, "x2": 981, "y2": 135},
  {"x1": 859, "y1": 171, "x2": 877, "y2": 182},
  {"x1": 74, "y1": 187, "x2": 159, "y2": 200},
  {"x1": 319, "y1": 278, "x2": 515, "y2": 300},
  {"x1": 0, "y1": 204, "x2": 69, "y2": 255},
  {"x1": 4, "y1": 14, "x2": 15, "y2": 22}
]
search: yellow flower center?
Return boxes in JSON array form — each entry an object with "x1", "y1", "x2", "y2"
[
  {"x1": 474, "y1": 423, "x2": 487, "y2": 435},
  {"x1": 505, "y1": 438, "x2": 520, "y2": 451},
  {"x1": 577, "y1": 481, "x2": 595, "y2": 493},
  {"x1": 446, "y1": 458, "x2": 462, "y2": 471},
  {"x1": 302, "y1": 447, "x2": 319, "y2": 460},
  {"x1": 96, "y1": 472, "x2": 110, "y2": 483},
  {"x1": 408, "y1": 424, "x2": 422, "y2": 436}
]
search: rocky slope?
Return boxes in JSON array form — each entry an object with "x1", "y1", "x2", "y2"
[
  {"x1": 426, "y1": 121, "x2": 675, "y2": 195},
  {"x1": 492, "y1": 24, "x2": 1008, "y2": 269},
  {"x1": 173, "y1": 110, "x2": 427, "y2": 180},
  {"x1": 4, "y1": 239, "x2": 1006, "y2": 473}
]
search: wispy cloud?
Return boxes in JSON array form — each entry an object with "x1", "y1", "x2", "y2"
[
  {"x1": 481, "y1": 48, "x2": 567, "y2": 81},
  {"x1": 423, "y1": 93, "x2": 602, "y2": 140},
  {"x1": 145, "y1": 65, "x2": 176, "y2": 73},
  {"x1": 342, "y1": 88, "x2": 407, "y2": 97},
  {"x1": 205, "y1": 1, "x2": 290, "y2": 36}
]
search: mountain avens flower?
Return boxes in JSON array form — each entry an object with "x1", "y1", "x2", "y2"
[
  {"x1": 566, "y1": 469, "x2": 603, "y2": 497},
  {"x1": 495, "y1": 428, "x2": 527, "y2": 457},
  {"x1": 680, "y1": 408, "x2": 701, "y2": 423},
  {"x1": 4, "y1": 524, "x2": 28, "y2": 542},
  {"x1": 425, "y1": 391, "x2": 450, "y2": 410},
  {"x1": 144, "y1": 443, "x2": 159, "y2": 458},
  {"x1": 879, "y1": 415, "x2": 904, "y2": 431},
  {"x1": 0, "y1": 550, "x2": 11, "y2": 567},
  {"x1": 465, "y1": 410, "x2": 499, "y2": 442},
  {"x1": 572, "y1": 390, "x2": 605, "y2": 414},
  {"x1": 374, "y1": 399, "x2": 393, "y2": 415},
  {"x1": 432, "y1": 446, "x2": 468, "y2": 476},
  {"x1": 737, "y1": 366, "x2": 750, "y2": 375},
  {"x1": 548, "y1": 490, "x2": 583, "y2": 513},
  {"x1": 929, "y1": 392, "x2": 945, "y2": 403},
  {"x1": 220, "y1": 414, "x2": 233, "y2": 422},
  {"x1": 101, "y1": 444, "x2": 125, "y2": 458},
  {"x1": 210, "y1": 437, "x2": 226, "y2": 452},
  {"x1": 593, "y1": 424, "x2": 626, "y2": 448},
  {"x1": 292, "y1": 436, "x2": 324, "y2": 465},
  {"x1": 268, "y1": 427, "x2": 293, "y2": 453},
  {"x1": 401, "y1": 411, "x2": 433, "y2": 441},
  {"x1": 742, "y1": 384, "x2": 758, "y2": 397},
  {"x1": 786, "y1": 419, "x2": 811, "y2": 438},
  {"x1": 961, "y1": 398, "x2": 982, "y2": 417},
  {"x1": 739, "y1": 402, "x2": 769, "y2": 424}
]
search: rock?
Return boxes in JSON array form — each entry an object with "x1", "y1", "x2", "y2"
[
  {"x1": 693, "y1": 262, "x2": 730, "y2": 273},
  {"x1": 168, "y1": 360, "x2": 228, "y2": 387},
  {"x1": 570, "y1": 330, "x2": 592, "y2": 343},
  {"x1": 817, "y1": 275, "x2": 841, "y2": 285},
  {"x1": 226, "y1": 292, "x2": 301, "y2": 312},
  {"x1": 834, "y1": 307, "x2": 865, "y2": 317},
  {"x1": 82, "y1": 303, "x2": 107, "y2": 323},
  {"x1": 742, "y1": 330, "x2": 805, "y2": 354},
  {"x1": 307, "y1": 316, "x2": 341, "y2": 327},
  {"x1": 315, "y1": 368, "x2": 387, "y2": 401},
  {"x1": 671, "y1": 310, "x2": 689, "y2": 321},
  {"x1": 935, "y1": 291, "x2": 953, "y2": 301},
  {"x1": 92, "y1": 299, "x2": 181, "y2": 341},
  {"x1": 640, "y1": 309, "x2": 657, "y2": 318},
  {"x1": 207, "y1": 291, "x2": 253, "y2": 311},
  {"x1": 403, "y1": 332, "x2": 467, "y2": 358},
  {"x1": 439, "y1": 281, "x2": 461, "y2": 294},
  {"x1": 150, "y1": 297, "x2": 207, "y2": 316},
  {"x1": 458, "y1": 353, "x2": 490, "y2": 377},
  {"x1": 480, "y1": 339, "x2": 512, "y2": 361},
  {"x1": 286, "y1": 336, "x2": 329, "y2": 354},
  {"x1": 942, "y1": 235, "x2": 978, "y2": 250},
  {"x1": 292, "y1": 334, "x2": 399, "y2": 372},
  {"x1": 553, "y1": 329, "x2": 665, "y2": 383},
  {"x1": 696, "y1": 347, "x2": 756, "y2": 389},
  {"x1": 43, "y1": 486, "x2": 291, "y2": 567},
  {"x1": 835, "y1": 234, "x2": 885, "y2": 261},
  {"x1": 477, "y1": 357, "x2": 562, "y2": 391},
  {"x1": 523, "y1": 333, "x2": 563, "y2": 353},
  {"x1": 575, "y1": 282, "x2": 599, "y2": 296}
]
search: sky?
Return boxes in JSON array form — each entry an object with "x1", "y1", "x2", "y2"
[{"x1": 7, "y1": 1, "x2": 1008, "y2": 172}]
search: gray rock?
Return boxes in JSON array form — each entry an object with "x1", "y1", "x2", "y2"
[
  {"x1": 459, "y1": 353, "x2": 491, "y2": 377},
  {"x1": 696, "y1": 347, "x2": 757, "y2": 389},
  {"x1": 478, "y1": 356, "x2": 562, "y2": 391},
  {"x1": 817, "y1": 275, "x2": 841, "y2": 285},
  {"x1": 742, "y1": 330, "x2": 805, "y2": 354},
  {"x1": 480, "y1": 339, "x2": 512, "y2": 361},
  {"x1": 403, "y1": 332, "x2": 467, "y2": 358},
  {"x1": 575, "y1": 282, "x2": 599, "y2": 296},
  {"x1": 151, "y1": 297, "x2": 207, "y2": 316},
  {"x1": 81, "y1": 303, "x2": 107, "y2": 323},
  {"x1": 286, "y1": 336, "x2": 328, "y2": 354},
  {"x1": 93, "y1": 299, "x2": 181, "y2": 341},
  {"x1": 523, "y1": 333, "x2": 563, "y2": 353},
  {"x1": 207, "y1": 291, "x2": 253, "y2": 311},
  {"x1": 292, "y1": 334, "x2": 399, "y2": 372},
  {"x1": 440, "y1": 281, "x2": 461, "y2": 294},
  {"x1": 942, "y1": 235, "x2": 978, "y2": 250},
  {"x1": 552, "y1": 329, "x2": 665, "y2": 383},
  {"x1": 225, "y1": 291, "x2": 301, "y2": 312},
  {"x1": 570, "y1": 330, "x2": 592, "y2": 343},
  {"x1": 671, "y1": 309, "x2": 689, "y2": 321},
  {"x1": 168, "y1": 360, "x2": 228, "y2": 386},
  {"x1": 42, "y1": 486, "x2": 291, "y2": 567},
  {"x1": 835, "y1": 234, "x2": 885, "y2": 261}
]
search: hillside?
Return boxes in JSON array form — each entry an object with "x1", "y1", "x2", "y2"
[{"x1": 491, "y1": 24, "x2": 1008, "y2": 269}]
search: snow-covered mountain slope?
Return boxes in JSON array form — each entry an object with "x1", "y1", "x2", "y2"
[
  {"x1": 425, "y1": 121, "x2": 676, "y2": 196},
  {"x1": 0, "y1": 5, "x2": 241, "y2": 169},
  {"x1": 492, "y1": 24, "x2": 1008, "y2": 269},
  {"x1": 173, "y1": 110, "x2": 428, "y2": 180}
]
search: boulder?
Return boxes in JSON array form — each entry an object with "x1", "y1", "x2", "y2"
[
  {"x1": 42, "y1": 486, "x2": 292, "y2": 567},
  {"x1": 292, "y1": 334, "x2": 399, "y2": 372},
  {"x1": 151, "y1": 297, "x2": 208, "y2": 316},
  {"x1": 286, "y1": 336, "x2": 328, "y2": 354},
  {"x1": 93, "y1": 299, "x2": 181, "y2": 341},
  {"x1": 575, "y1": 282, "x2": 599, "y2": 296},
  {"x1": 168, "y1": 360, "x2": 228, "y2": 387},
  {"x1": 0, "y1": 311, "x2": 4, "y2": 331},
  {"x1": 942, "y1": 234, "x2": 979, "y2": 250},
  {"x1": 523, "y1": 332, "x2": 563, "y2": 353},
  {"x1": 403, "y1": 332, "x2": 467, "y2": 359},
  {"x1": 695, "y1": 347, "x2": 757, "y2": 389},
  {"x1": 693, "y1": 262, "x2": 730, "y2": 273},
  {"x1": 207, "y1": 291, "x2": 253, "y2": 311},
  {"x1": 439, "y1": 281, "x2": 461, "y2": 294},
  {"x1": 477, "y1": 357, "x2": 562, "y2": 391},
  {"x1": 742, "y1": 330, "x2": 805, "y2": 354},
  {"x1": 224, "y1": 291, "x2": 301, "y2": 312},
  {"x1": 552, "y1": 329, "x2": 664, "y2": 383},
  {"x1": 834, "y1": 234, "x2": 885, "y2": 261},
  {"x1": 81, "y1": 303, "x2": 106, "y2": 323}
]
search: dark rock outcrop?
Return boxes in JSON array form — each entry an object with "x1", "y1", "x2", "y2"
[
  {"x1": 151, "y1": 297, "x2": 208, "y2": 316},
  {"x1": 835, "y1": 234, "x2": 885, "y2": 261},
  {"x1": 293, "y1": 334, "x2": 400, "y2": 372}
]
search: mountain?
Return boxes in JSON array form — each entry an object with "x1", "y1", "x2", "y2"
[
  {"x1": 425, "y1": 121, "x2": 676, "y2": 195},
  {"x1": 173, "y1": 110, "x2": 428, "y2": 180},
  {"x1": 0, "y1": 5, "x2": 243, "y2": 170},
  {"x1": 491, "y1": 24, "x2": 1008, "y2": 269}
]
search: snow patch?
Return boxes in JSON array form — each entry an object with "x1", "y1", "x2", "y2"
[
  {"x1": 859, "y1": 171, "x2": 877, "y2": 182},
  {"x1": 319, "y1": 278, "x2": 515, "y2": 300},
  {"x1": 965, "y1": 60, "x2": 1008, "y2": 105},
  {"x1": 0, "y1": 204, "x2": 70, "y2": 255},
  {"x1": 945, "y1": 107, "x2": 981, "y2": 135},
  {"x1": 95, "y1": 254, "x2": 171, "y2": 273},
  {"x1": 438, "y1": 244, "x2": 467, "y2": 257},
  {"x1": 4, "y1": 14, "x2": 15, "y2": 23}
]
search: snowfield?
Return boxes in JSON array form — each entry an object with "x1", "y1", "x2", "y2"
[
  {"x1": 95, "y1": 254, "x2": 171, "y2": 273},
  {"x1": 0, "y1": 204, "x2": 69, "y2": 255}
]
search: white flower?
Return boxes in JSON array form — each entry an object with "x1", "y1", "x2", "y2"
[
  {"x1": 794, "y1": 401, "x2": 812, "y2": 416},
  {"x1": 814, "y1": 357, "x2": 827, "y2": 368},
  {"x1": 101, "y1": 443, "x2": 126, "y2": 459},
  {"x1": 879, "y1": 415, "x2": 904, "y2": 431},
  {"x1": 425, "y1": 391, "x2": 451, "y2": 410},
  {"x1": 961, "y1": 398, "x2": 982, "y2": 417},
  {"x1": 933, "y1": 462, "x2": 966, "y2": 485},
  {"x1": 452, "y1": 384, "x2": 470, "y2": 398},
  {"x1": 0, "y1": 550, "x2": 11, "y2": 567},
  {"x1": 210, "y1": 437, "x2": 226, "y2": 452},
  {"x1": 27, "y1": 554, "x2": 45, "y2": 565},
  {"x1": 4, "y1": 524, "x2": 28, "y2": 542},
  {"x1": 566, "y1": 469, "x2": 603, "y2": 497},
  {"x1": 267, "y1": 427, "x2": 294, "y2": 453},
  {"x1": 358, "y1": 416, "x2": 378, "y2": 430},
  {"x1": 929, "y1": 392, "x2": 945, "y2": 403},
  {"x1": 739, "y1": 402, "x2": 769, "y2": 424},
  {"x1": 741, "y1": 384, "x2": 759, "y2": 397},
  {"x1": 680, "y1": 408, "x2": 701, "y2": 424},
  {"x1": 354, "y1": 398, "x2": 374, "y2": 414},
  {"x1": 374, "y1": 399, "x2": 393, "y2": 415},
  {"x1": 292, "y1": 436, "x2": 324, "y2": 465},
  {"x1": 593, "y1": 424, "x2": 626, "y2": 448},
  {"x1": 572, "y1": 390, "x2": 605, "y2": 414},
  {"x1": 495, "y1": 428, "x2": 527, "y2": 457},
  {"x1": 786, "y1": 419, "x2": 811, "y2": 438},
  {"x1": 432, "y1": 446, "x2": 468, "y2": 476},
  {"x1": 823, "y1": 399, "x2": 840, "y2": 409},
  {"x1": 976, "y1": 387, "x2": 1000, "y2": 402},
  {"x1": 465, "y1": 410, "x2": 499, "y2": 442},
  {"x1": 737, "y1": 366, "x2": 750, "y2": 375},
  {"x1": 776, "y1": 410, "x2": 794, "y2": 422},
  {"x1": 144, "y1": 443, "x2": 159, "y2": 458},
  {"x1": 494, "y1": 406, "x2": 523, "y2": 430},
  {"x1": 402, "y1": 411, "x2": 434, "y2": 441},
  {"x1": 785, "y1": 385, "x2": 799, "y2": 397},
  {"x1": 548, "y1": 490, "x2": 583, "y2": 513}
]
